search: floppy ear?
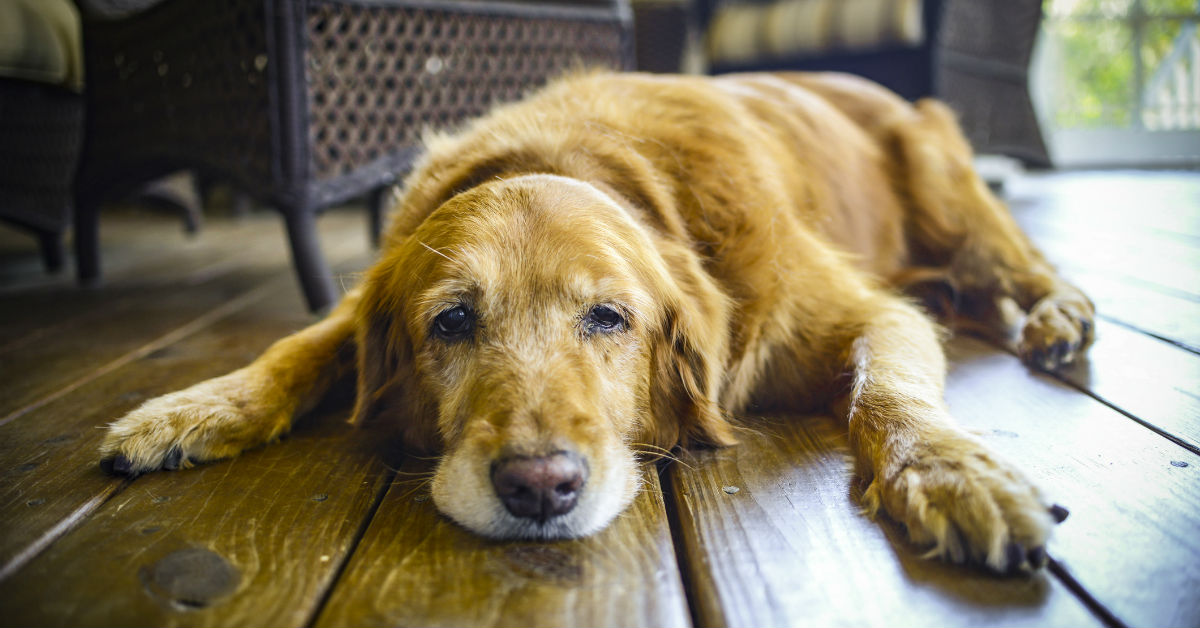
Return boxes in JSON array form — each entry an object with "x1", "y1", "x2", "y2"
[
  {"x1": 350, "y1": 262, "x2": 440, "y2": 451},
  {"x1": 648, "y1": 240, "x2": 738, "y2": 449}
]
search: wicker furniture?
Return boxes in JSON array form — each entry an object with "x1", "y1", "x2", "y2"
[
  {"x1": 74, "y1": 0, "x2": 633, "y2": 310},
  {"x1": 0, "y1": 0, "x2": 85, "y2": 272},
  {"x1": 695, "y1": 0, "x2": 1050, "y2": 166},
  {"x1": 0, "y1": 79, "x2": 83, "y2": 272}
]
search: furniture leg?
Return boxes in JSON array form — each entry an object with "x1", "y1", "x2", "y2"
[{"x1": 283, "y1": 208, "x2": 338, "y2": 312}]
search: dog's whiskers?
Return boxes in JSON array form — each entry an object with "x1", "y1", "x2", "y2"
[
  {"x1": 396, "y1": 479, "x2": 433, "y2": 501},
  {"x1": 392, "y1": 469, "x2": 437, "y2": 478},
  {"x1": 631, "y1": 442, "x2": 695, "y2": 470}
]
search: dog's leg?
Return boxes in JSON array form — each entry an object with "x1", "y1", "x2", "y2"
[
  {"x1": 99, "y1": 289, "x2": 360, "y2": 475},
  {"x1": 837, "y1": 295, "x2": 1057, "y2": 573},
  {"x1": 895, "y1": 101, "x2": 1094, "y2": 370}
]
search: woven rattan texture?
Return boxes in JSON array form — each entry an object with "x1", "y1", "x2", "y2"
[
  {"x1": 81, "y1": 0, "x2": 273, "y2": 189},
  {"x1": 0, "y1": 80, "x2": 82, "y2": 232},
  {"x1": 305, "y1": 3, "x2": 629, "y2": 180},
  {"x1": 939, "y1": 0, "x2": 1041, "y2": 68},
  {"x1": 939, "y1": 65, "x2": 1047, "y2": 163}
]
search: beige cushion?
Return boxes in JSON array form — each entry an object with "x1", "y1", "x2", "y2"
[
  {"x1": 710, "y1": 0, "x2": 924, "y2": 64},
  {"x1": 0, "y1": 0, "x2": 83, "y2": 91}
]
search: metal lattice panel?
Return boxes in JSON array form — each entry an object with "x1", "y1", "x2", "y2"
[
  {"x1": 81, "y1": 0, "x2": 273, "y2": 188},
  {"x1": 0, "y1": 80, "x2": 82, "y2": 232},
  {"x1": 938, "y1": 0, "x2": 1042, "y2": 69},
  {"x1": 305, "y1": 3, "x2": 629, "y2": 180}
]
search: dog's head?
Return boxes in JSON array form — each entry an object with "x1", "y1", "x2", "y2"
[{"x1": 352, "y1": 174, "x2": 735, "y2": 539}]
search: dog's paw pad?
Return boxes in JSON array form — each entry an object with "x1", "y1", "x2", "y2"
[
  {"x1": 876, "y1": 443, "x2": 1056, "y2": 574},
  {"x1": 98, "y1": 372, "x2": 280, "y2": 477},
  {"x1": 1019, "y1": 295, "x2": 1094, "y2": 371}
]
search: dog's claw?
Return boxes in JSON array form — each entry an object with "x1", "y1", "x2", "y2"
[
  {"x1": 162, "y1": 445, "x2": 184, "y2": 471},
  {"x1": 100, "y1": 454, "x2": 138, "y2": 477},
  {"x1": 1003, "y1": 542, "x2": 1027, "y2": 573},
  {"x1": 1052, "y1": 340, "x2": 1070, "y2": 364},
  {"x1": 1049, "y1": 504, "x2": 1070, "y2": 524},
  {"x1": 1028, "y1": 545, "x2": 1048, "y2": 568}
]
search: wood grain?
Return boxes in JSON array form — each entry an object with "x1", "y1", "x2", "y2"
[
  {"x1": 944, "y1": 336, "x2": 1200, "y2": 627},
  {"x1": 1053, "y1": 318, "x2": 1200, "y2": 451},
  {"x1": 0, "y1": 278, "x2": 313, "y2": 574},
  {"x1": 0, "y1": 208, "x2": 366, "y2": 349},
  {"x1": 314, "y1": 462, "x2": 692, "y2": 628},
  {"x1": 1055, "y1": 267, "x2": 1200, "y2": 353},
  {"x1": 0, "y1": 209, "x2": 368, "y2": 423},
  {"x1": 1007, "y1": 171, "x2": 1200, "y2": 241},
  {"x1": 667, "y1": 414, "x2": 1102, "y2": 628},
  {"x1": 1017, "y1": 216, "x2": 1199, "y2": 302},
  {"x1": 0, "y1": 409, "x2": 389, "y2": 627}
]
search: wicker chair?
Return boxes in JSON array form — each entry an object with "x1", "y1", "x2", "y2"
[
  {"x1": 74, "y1": 0, "x2": 634, "y2": 310},
  {"x1": 695, "y1": 0, "x2": 1050, "y2": 167}
]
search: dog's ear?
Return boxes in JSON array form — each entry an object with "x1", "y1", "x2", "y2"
[
  {"x1": 648, "y1": 241, "x2": 738, "y2": 450},
  {"x1": 350, "y1": 262, "x2": 439, "y2": 451}
]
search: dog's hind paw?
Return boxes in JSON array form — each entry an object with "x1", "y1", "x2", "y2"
[
  {"x1": 99, "y1": 370, "x2": 292, "y2": 476},
  {"x1": 864, "y1": 435, "x2": 1062, "y2": 574},
  {"x1": 1018, "y1": 292, "x2": 1094, "y2": 371}
]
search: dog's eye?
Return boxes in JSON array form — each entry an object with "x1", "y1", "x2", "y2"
[
  {"x1": 433, "y1": 306, "x2": 474, "y2": 340},
  {"x1": 585, "y1": 305, "x2": 626, "y2": 334}
]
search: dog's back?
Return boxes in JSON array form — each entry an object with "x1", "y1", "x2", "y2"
[{"x1": 393, "y1": 72, "x2": 922, "y2": 278}]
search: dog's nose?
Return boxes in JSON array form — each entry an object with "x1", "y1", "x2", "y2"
[{"x1": 491, "y1": 451, "x2": 587, "y2": 522}]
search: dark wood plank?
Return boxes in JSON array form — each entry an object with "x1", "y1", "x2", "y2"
[
  {"x1": 1054, "y1": 318, "x2": 1200, "y2": 451},
  {"x1": 0, "y1": 237, "x2": 371, "y2": 575},
  {"x1": 0, "y1": 409, "x2": 389, "y2": 627},
  {"x1": 0, "y1": 277, "x2": 311, "y2": 575},
  {"x1": 0, "y1": 209, "x2": 368, "y2": 425},
  {"x1": 0, "y1": 247, "x2": 396, "y2": 626},
  {"x1": 667, "y1": 415, "x2": 1102, "y2": 628},
  {"x1": 944, "y1": 336, "x2": 1200, "y2": 627},
  {"x1": 314, "y1": 463, "x2": 692, "y2": 628},
  {"x1": 0, "y1": 207, "x2": 367, "y2": 350}
]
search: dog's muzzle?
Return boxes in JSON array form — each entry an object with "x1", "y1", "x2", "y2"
[{"x1": 490, "y1": 451, "x2": 588, "y2": 523}]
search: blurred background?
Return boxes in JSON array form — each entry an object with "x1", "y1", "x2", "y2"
[
  {"x1": 1034, "y1": 0, "x2": 1200, "y2": 166},
  {"x1": 2, "y1": 0, "x2": 1197, "y2": 301}
]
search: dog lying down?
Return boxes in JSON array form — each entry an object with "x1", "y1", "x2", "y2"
[{"x1": 100, "y1": 71, "x2": 1092, "y2": 573}]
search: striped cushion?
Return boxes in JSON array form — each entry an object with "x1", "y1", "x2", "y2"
[{"x1": 709, "y1": 0, "x2": 924, "y2": 64}]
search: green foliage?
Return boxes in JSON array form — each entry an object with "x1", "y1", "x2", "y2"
[
  {"x1": 1044, "y1": 0, "x2": 1198, "y2": 129},
  {"x1": 1046, "y1": 18, "x2": 1134, "y2": 127}
]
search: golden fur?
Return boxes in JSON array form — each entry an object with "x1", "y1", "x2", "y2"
[{"x1": 101, "y1": 72, "x2": 1093, "y2": 571}]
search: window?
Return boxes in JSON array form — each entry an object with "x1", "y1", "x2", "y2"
[{"x1": 1033, "y1": 0, "x2": 1200, "y2": 165}]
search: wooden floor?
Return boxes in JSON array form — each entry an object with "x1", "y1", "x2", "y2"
[{"x1": 0, "y1": 171, "x2": 1197, "y2": 627}]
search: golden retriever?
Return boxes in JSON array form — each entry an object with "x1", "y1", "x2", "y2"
[{"x1": 100, "y1": 72, "x2": 1092, "y2": 573}]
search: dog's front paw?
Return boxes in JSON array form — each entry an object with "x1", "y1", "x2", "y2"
[
  {"x1": 99, "y1": 370, "x2": 292, "y2": 476},
  {"x1": 863, "y1": 435, "x2": 1064, "y2": 574},
  {"x1": 1018, "y1": 292, "x2": 1094, "y2": 371}
]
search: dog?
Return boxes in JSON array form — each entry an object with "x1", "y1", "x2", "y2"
[{"x1": 100, "y1": 71, "x2": 1092, "y2": 573}]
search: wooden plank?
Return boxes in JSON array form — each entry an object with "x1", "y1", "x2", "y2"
[
  {"x1": 1054, "y1": 267, "x2": 1200, "y2": 353},
  {"x1": 0, "y1": 207, "x2": 367, "y2": 355},
  {"x1": 314, "y1": 462, "x2": 692, "y2": 628},
  {"x1": 1007, "y1": 171, "x2": 1200, "y2": 242},
  {"x1": 0, "y1": 253, "x2": 396, "y2": 627},
  {"x1": 0, "y1": 210, "x2": 369, "y2": 424},
  {"x1": 0, "y1": 236, "x2": 370, "y2": 572},
  {"x1": 1014, "y1": 217, "x2": 1200, "y2": 316},
  {"x1": 1054, "y1": 318, "x2": 1200, "y2": 451},
  {"x1": 0, "y1": 278, "x2": 310, "y2": 574},
  {"x1": 0, "y1": 406, "x2": 389, "y2": 627},
  {"x1": 944, "y1": 336, "x2": 1200, "y2": 627},
  {"x1": 667, "y1": 415, "x2": 1102, "y2": 628}
]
